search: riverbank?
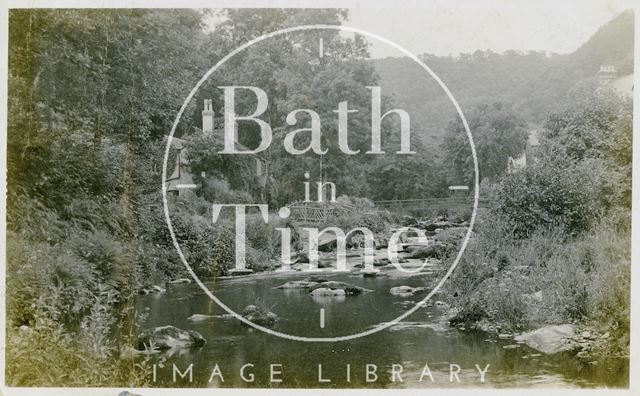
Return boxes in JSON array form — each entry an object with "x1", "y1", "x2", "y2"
[{"x1": 439, "y1": 213, "x2": 630, "y2": 364}]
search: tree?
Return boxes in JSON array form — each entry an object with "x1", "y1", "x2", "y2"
[
  {"x1": 544, "y1": 90, "x2": 632, "y2": 209},
  {"x1": 494, "y1": 145, "x2": 603, "y2": 236},
  {"x1": 443, "y1": 102, "x2": 527, "y2": 185},
  {"x1": 184, "y1": 9, "x2": 395, "y2": 206}
]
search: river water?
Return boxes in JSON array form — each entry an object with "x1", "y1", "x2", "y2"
[{"x1": 135, "y1": 265, "x2": 629, "y2": 388}]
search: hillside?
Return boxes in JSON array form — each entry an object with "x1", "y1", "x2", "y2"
[{"x1": 373, "y1": 9, "x2": 634, "y2": 144}]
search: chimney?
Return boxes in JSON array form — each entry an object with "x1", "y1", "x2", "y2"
[{"x1": 202, "y1": 99, "x2": 214, "y2": 134}]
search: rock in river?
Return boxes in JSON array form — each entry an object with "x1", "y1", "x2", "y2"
[
  {"x1": 138, "y1": 285, "x2": 165, "y2": 295},
  {"x1": 309, "y1": 281, "x2": 372, "y2": 296},
  {"x1": 373, "y1": 258, "x2": 391, "y2": 267},
  {"x1": 390, "y1": 286, "x2": 426, "y2": 296},
  {"x1": 276, "y1": 280, "x2": 322, "y2": 289},
  {"x1": 136, "y1": 325, "x2": 206, "y2": 351},
  {"x1": 168, "y1": 278, "x2": 192, "y2": 284},
  {"x1": 310, "y1": 288, "x2": 347, "y2": 297},
  {"x1": 187, "y1": 314, "x2": 215, "y2": 322},
  {"x1": 242, "y1": 305, "x2": 278, "y2": 327},
  {"x1": 514, "y1": 324, "x2": 577, "y2": 354}
]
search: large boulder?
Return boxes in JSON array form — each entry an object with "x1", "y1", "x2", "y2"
[
  {"x1": 309, "y1": 281, "x2": 371, "y2": 296},
  {"x1": 275, "y1": 280, "x2": 320, "y2": 289},
  {"x1": 242, "y1": 305, "x2": 278, "y2": 327},
  {"x1": 373, "y1": 258, "x2": 391, "y2": 267},
  {"x1": 275, "y1": 276, "x2": 329, "y2": 290},
  {"x1": 187, "y1": 314, "x2": 215, "y2": 322},
  {"x1": 361, "y1": 269, "x2": 384, "y2": 277},
  {"x1": 514, "y1": 324, "x2": 577, "y2": 354},
  {"x1": 390, "y1": 286, "x2": 426, "y2": 296},
  {"x1": 407, "y1": 243, "x2": 447, "y2": 259},
  {"x1": 168, "y1": 278, "x2": 192, "y2": 284},
  {"x1": 310, "y1": 288, "x2": 347, "y2": 297},
  {"x1": 137, "y1": 325, "x2": 206, "y2": 351}
]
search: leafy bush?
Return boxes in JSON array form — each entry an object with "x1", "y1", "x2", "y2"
[
  {"x1": 211, "y1": 220, "x2": 236, "y2": 276},
  {"x1": 5, "y1": 299, "x2": 152, "y2": 387},
  {"x1": 494, "y1": 147, "x2": 603, "y2": 236},
  {"x1": 6, "y1": 234, "x2": 153, "y2": 386},
  {"x1": 70, "y1": 231, "x2": 134, "y2": 295},
  {"x1": 201, "y1": 176, "x2": 254, "y2": 204}
]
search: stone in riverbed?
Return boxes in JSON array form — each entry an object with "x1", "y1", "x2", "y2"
[
  {"x1": 373, "y1": 258, "x2": 391, "y2": 267},
  {"x1": 309, "y1": 281, "x2": 371, "y2": 296},
  {"x1": 310, "y1": 288, "x2": 347, "y2": 297},
  {"x1": 228, "y1": 268, "x2": 253, "y2": 276},
  {"x1": 136, "y1": 325, "x2": 206, "y2": 351},
  {"x1": 187, "y1": 314, "x2": 215, "y2": 322},
  {"x1": 408, "y1": 243, "x2": 447, "y2": 259},
  {"x1": 390, "y1": 285, "x2": 426, "y2": 296},
  {"x1": 307, "y1": 275, "x2": 329, "y2": 283},
  {"x1": 168, "y1": 278, "x2": 192, "y2": 284},
  {"x1": 361, "y1": 269, "x2": 384, "y2": 277},
  {"x1": 514, "y1": 324, "x2": 577, "y2": 354},
  {"x1": 275, "y1": 280, "x2": 320, "y2": 289},
  {"x1": 138, "y1": 285, "x2": 165, "y2": 295},
  {"x1": 241, "y1": 305, "x2": 278, "y2": 327}
]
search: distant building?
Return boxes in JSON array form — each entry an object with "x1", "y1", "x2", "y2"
[
  {"x1": 597, "y1": 65, "x2": 633, "y2": 98},
  {"x1": 507, "y1": 129, "x2": 541, "y2": 174},
  {"x1": 597, "y1": 65, "x2": 618, "y2": 86},
  {"x1": 507, "y1": 153, "x2": 527, "y2": 174},
  {"x1": 165, "y1": 136, "x2": 194, "y2": 197},
  {"x1": 165, "y1": 99, "x2": 268, "y2": 197}
]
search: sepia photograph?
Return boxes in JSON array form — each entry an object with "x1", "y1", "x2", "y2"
[{"x1": 0, "y1": 0, "x2": 637, "y2": 393}]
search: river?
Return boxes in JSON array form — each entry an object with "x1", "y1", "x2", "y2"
[{"x1": 135, "y1": 261, "x2": 629, "y2": 388}]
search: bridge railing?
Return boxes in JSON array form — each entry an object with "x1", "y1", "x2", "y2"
[
  {"x1": 373, "y1": 197, "x2": 487, "y2": 215},
  {"x1": 374, "y1": 197, "x2": 470, "y2": 207},
  {"x1": 287, "y1": 197, "x2": 486, "y2": 223}
]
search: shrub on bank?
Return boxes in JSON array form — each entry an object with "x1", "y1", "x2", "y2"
[
  {"x1": 5, "y1": 298, "x2": 152, "y2": 387},
  {"x1": 494, "y1": 148, "x2": 603, "y2": 237},
  {"x1": 6, "y1": 231, "x2": 152, "y2": 386},
  {"x1": 446, "y1": 215, "x2": 630, "y2": 356}
]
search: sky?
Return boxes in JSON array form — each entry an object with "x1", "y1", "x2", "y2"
[{"x1": 206, "y1": 0, "x2": 635, "y2": 58}]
